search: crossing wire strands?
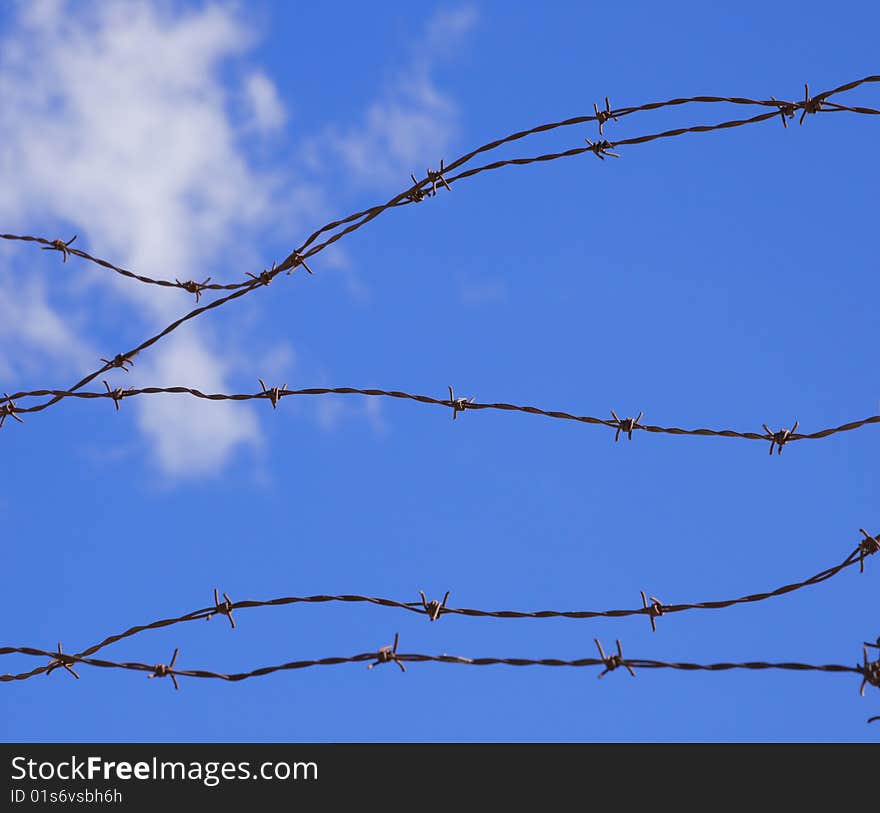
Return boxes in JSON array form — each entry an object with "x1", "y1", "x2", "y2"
[
  {"x1": 1, "y1": 531, "x2": 878, "y2": 721},
  {"x1": 1, "y1": 75, "x2": 879, "y2": 426},
  {"x1": 2, "y1": 75, "x2": 879, "y2": 724}
]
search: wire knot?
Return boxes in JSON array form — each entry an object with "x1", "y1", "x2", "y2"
[
  {"x1": 593, "y1": 96, "x2": 618, "y2": 136},
  {"x1": 407, "y1": 174, "x2": 429, "y2": 203},
  {"x1": 369, "y1": 633, "x2": 405, "y2": 672},
  {"x1": 258, "y1": 378, "x2": 286, "y2": 410},
  {"x1": 287, "y1": 252, "x2": 313, "y2": 276},
  {"x1": 859, "y1": 640, "x2": 880, "y2": 698},
  {"x1": 595, "y1": 638, "x2": 636, "y2": 678},
  {"x1": 100, "y1": 352, "x2": 137, "y2": 372},
  {"x1": 858, "y1": 529, "x2": 880, "y2": 573},
  {"x1": 585, "y1": 137, "x2": 620, "y2": 160},
  {"x1": 770, "y1": 96, "x2": 797, "y2": 128},
  {"x1": 103, "y1": 380, "x2": 130, "y2": 411},
  {"x1": 420, "y1": 590, "x2": 450, "y2": 621},
  {"x1": 247, "y1": 262, "x2": 276, "y2": 286},
  {"x1": 176, "y1": 277, "x2": 212, "y2": 302},
  {"x1": 762, "y1": 420, "x2": 798, "y2": 455},
  {"x1": 208, "y1": 588, "x2": 236, "y2": 629},
  {"x1": 798, "y1": 83, "x2": 824, "y2": 124},
  {"x1": 610, "y1": 409, "x2": 642, "y2": 442},
  {"x1": 0, "y1": 394, "x2": 23, "y2": 428},
  {"x1": 640, "y1": 591, "x2": 665, "y2": 633},
  {"x1": 46, "y1": 642, "x2": 80, "y2": 679},
  {"x1": 41, "y1": 234, "x2": 77, "y2": 262},
  {"x1": 426, "y1": 159, "x2": 452, "y2": 195},
  {"x1": 448, "y1": 385, "x2": 475, "y2": 420},
  {"x1": 148, "y1": 647, "x2": 180, "y2": 689}
]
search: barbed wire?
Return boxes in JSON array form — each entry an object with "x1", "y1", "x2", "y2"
[
  {"x1": 2, "y1": 75, "x2": 878, "y2": 430},
  {"x1": 2, "y1": 530, "x2": 875, "y2": 686},
  {"x1": 1, "y1": 381, "x2": 878, "y2": 451},
  {"x1": 3, "y1": 636, "x2": 878, "y2": 724},
  {"x1": 3, "y1": 74, "x2": 880, "y2": 729},
  {"x1": 0, "y1": 641, "x2": 867, "y2": 682},
  {"x1": 4, "y1": 78, "x2": 878, "y2": 291}
]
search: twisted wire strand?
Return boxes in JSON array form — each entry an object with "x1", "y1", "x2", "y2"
[
  {"x1": 2, "y1": 76, "x2": 878, "y2": 426},
  {"x1": 2, "y1": 534, "x2": 873, "y2": 684},
  {"x1": 6, "y1": 75, "x2": 878, "y2": 291},
  {"x1": 3, "y1": 383, "x2": 878, "y2": 448},
  {"x1": 0, "y1": 644, "x2": 865, "y2": 684}
]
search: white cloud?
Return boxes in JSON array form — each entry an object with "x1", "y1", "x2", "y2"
[
  {"x1": 362, "y1": 395, "x2": 388, "y2": 438},
  {"x1": 131, "y1": 332, "x2": 261, "y2": 477},
  {"x1": 322, "y1": 5, "x2": 478, "y2": 188},
  {"x1": 422, "y1": 6, "x2": 480, "y2": 60},
  {"x1": 0, "y1": 1, "x2": 472, "y2": 471},
  {"x1": 0, "y1": 271, "x2": 94, "y2": 380},
  {"x1": 244, "y1": 71, "x2": 287, "y2": 133},
  {"x1": 0, "y1": 0, "x2": 293, "y2": 477}
]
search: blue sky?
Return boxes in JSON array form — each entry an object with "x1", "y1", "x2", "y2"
[{"x1": 1, "y1": 0, "x2": 878, "y2": 742}]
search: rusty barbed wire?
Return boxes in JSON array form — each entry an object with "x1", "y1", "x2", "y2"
[
  {"x1": 1, "y1": 530, "x2": 873, "y2": 686},
  {"x1": 0, "y1": 640, "x2": 869, "y2": 684},
  {"x1": 1, "y1": 76, "x2": 878, "y2": 432},
  {"x1": 2, "y1": 75, "x2": 880, "y2": 730},
  {"x1": 3, "y1": 636, "x2": 878, "y2": 725},
  {"x1": 1, "y1": 381, "x2": 877, "y2": 452},
  {"x1": 6, "y1": 80, "x2": 878, "y2": 292}
]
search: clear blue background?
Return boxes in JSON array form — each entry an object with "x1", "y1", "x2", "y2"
[{"x1": 2, "y1": 0, "x2": 878, "y2": 741}]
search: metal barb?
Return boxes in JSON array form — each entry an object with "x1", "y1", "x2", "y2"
[
  {"x1": 762, "y1": 421, "x2": 798, "y2": 455},
  {"x1": 640, "y1": 591, "x2": 665, "y2": 633},
  {"x1": 593, "y1": 96, "x2": 618, "y2": 136},
  {"x1": 103, "y1": 380, "x2": 128, "y2": 411},
  {"x1": 258, "y1": 378, "x2": 286, "y2": 410},
  {"x1": 584, "y1": 137, "x2": 620, "y2": 160},
  {"x1": 799, "y1": 83, "x2": 824, "y2": 125},
  {"x1": 148, "y1": 648, "x2": 180, "y2": 690},
  {"x1": 175, "y1": 277, "x2": 212, "y2": 303},
  {"x1": 369, "y1": 633, "x2": 405, "y2": 672},
  {"x1": 858, "y1": 644, "x2": 880, "y2": 697},
  {"x1": 287, "y1": 253, "x2": 313, "y2": 276},
  {"x1": 426, "y1": 159, "x2": 452, "y2": 196},
  {"x1": 0, "y1": 394, "x2": 23, "y2": 428},
  {"x1": 46, "y1": 642, "x2": 80, "y2": 679},
  {"x1": 247, "y1": 263, "x2": 275, "y2": 286},
  {"x1": 770, "y1": 96, "x2": 797, "y2": 128},
  {"x1": 448, "y1": 385, "x2": 475, "y2": 421},
  {"x1": 858, "y1": 529, "x2": 880, "y2": 574},
  {"x1": 100, "y1": 352, "x2": 136, "y2": 372},
  {"x1": 419, "y1": 590, "x2": 450, "y2": 622},
  {"x1": 595, "y1": 638, "x2": 636, "y2": 678},
  {"x1": 40, "y1": 234, "x2": 77, "y2": 262},
  {"x1": 209, "y1": 588, "x2": 235, "y2": 630},
  {"x1": 407, "y1": 174, "x2": 428, "y2": 203},
  {"x1": 610, "y1": 410, "x2": 642, "y2": 442}
]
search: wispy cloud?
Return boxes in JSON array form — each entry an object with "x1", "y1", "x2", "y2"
[
  {"x1": 0, "y1": 0, "x2": 289, "y2": 477},
  {"x1": 0, "y1": 271, "x2": 94, "y2": 380},
  {"x1": 0, "y1": 1, "x2": 472, "y2": 473},
  {"x1": 132, "y1": 333, "x2": 261, "y2": 477},
  {"x1": 321, "y1": 5, "x2": 478, "y2": 188},
  {"x1": 244, "y1": 71, "x2": 287, "y2": 134}
]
